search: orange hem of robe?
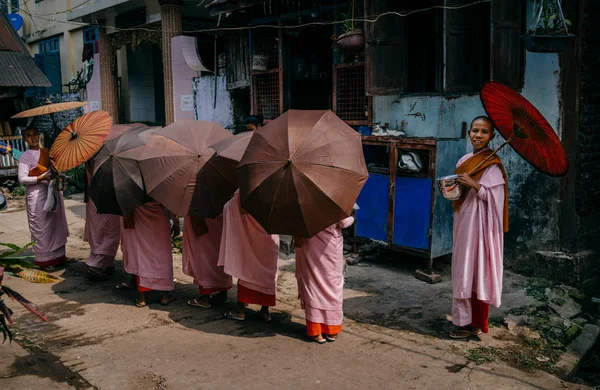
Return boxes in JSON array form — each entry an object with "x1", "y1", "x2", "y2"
[
  {"x1": 306, "y1": 320, "x2": 342, "y2": 337},
  {"x1": 237, "y1": 283, "x2": 276, "y2": 306}
]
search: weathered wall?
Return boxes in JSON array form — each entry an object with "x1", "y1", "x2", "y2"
[
  {"x1": 372, "y1": 48, "x2": 563, "y2": 266},
  {"x1": 574, "y1": 0, "x2": 600, "y2": 292},
  {"x1": 192, "y1": 75, "x2": 234, "y2": 131}
]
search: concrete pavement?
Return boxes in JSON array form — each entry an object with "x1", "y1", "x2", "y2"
[{"x1": 0, "y1": 199, "x2": 590, "y2": 389}]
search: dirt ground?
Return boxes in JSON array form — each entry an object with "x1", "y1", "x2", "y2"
[{"x1": 0, "y1": 197, "x2": 596, "y2": 390}]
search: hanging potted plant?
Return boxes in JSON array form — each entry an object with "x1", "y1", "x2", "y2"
[
  {"x1": 336, "y1": 1, "x2": 364, "y2": 53},
  {"x1": 524, "y1": 0, "x2": 573, "y2": 53}
]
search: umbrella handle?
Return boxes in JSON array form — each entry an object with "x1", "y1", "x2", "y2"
[{"x1": 466, "y1": 136, "x2": 514, "y2": 176}]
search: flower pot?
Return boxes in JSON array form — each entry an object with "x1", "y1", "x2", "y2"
[
  {"x1": 252, "y1": 54, "x2": 269, "y2": 72},
  {"x1": 523, "y1": 35, "x2": 573, "y2": 53},
  {"x1": 336, "y1": 30, "x2": 365, "y2": 52}
]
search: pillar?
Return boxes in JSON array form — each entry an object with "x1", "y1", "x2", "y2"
[
  {"x1": 98, "y1": 19, "x2": 119, "y2": 124},
  {"x1": 159, "y1": 0, "x2": 183, "y2": 125}
]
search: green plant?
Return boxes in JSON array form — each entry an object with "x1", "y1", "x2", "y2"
[
  {"x1": 529, "y1": 0, "x2": 571, "y2": 35},
  {"x1": 340, "y1": 0, "x2": 361, "y2": 34},
  {"x1": 65, "y1": 164, "x2": 85, "y2": 190},
  {"x1": 11, "y1": 185, "x2": 25, "y2": 197},
  {"x1": 0, "y1": 242, "x2": 51, "y2": 344}
]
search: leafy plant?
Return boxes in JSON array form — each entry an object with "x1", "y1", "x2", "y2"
[
  {"x1": 529, "y1": 0, "x2": 571, "y2": 35},
  {"x1": 10, "y1": 185, "x2": 25, "y2": 197},
  {"x1": 0, "y1": 242, "x2": 53, "y2": 344}
]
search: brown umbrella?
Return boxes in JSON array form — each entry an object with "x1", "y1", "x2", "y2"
[
  {"x1": 207, "y1": 131, "x2": 253, "y2": 188},
  {"x1": 89, "y1": 125, "x2": 157, "y2": 215},
  {"x1": 10, "y1": 100, "x2": 88, "y2": 119},
  {"x1": 237, "y1": 110, "x2": 368, "y2": 238},
  {"x1": 134, "y1": 120, "x2": 232, "y2": 217},
  {"x1": 106, "y1": 123, "x2": 147, "y2": 141}
]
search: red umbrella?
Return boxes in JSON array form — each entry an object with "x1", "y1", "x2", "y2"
[{"x1": 479, "y1": 81, "x2": 568, "y2": 177}]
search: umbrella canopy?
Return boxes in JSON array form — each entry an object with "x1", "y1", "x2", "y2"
[
  {"x1": 237, "y1": 110, "x2": 368, "y2": 238},
  {"x1": 89, "y1": 125, "x2": 156, "y2": 215},
  {"x1": 49, "y1": 110, "x2": 113, "y2": 171},
  {"x1": 134, "y1": 120, "x2": 232, "y2": 217},
  {"x1": 207, "y1": 131, "x2": 253, "y2": 188},
  {"x1": 106, "y1": 123, "x2": 147, "y2": 141},
  {"x1": 480, "y1": 81, "x2": 568, "y2": 177},
  {"x1": 11, "y1": 101, "x2": 87, "y2": 119}
]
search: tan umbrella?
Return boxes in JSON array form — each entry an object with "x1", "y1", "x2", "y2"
[
  {"x1": 11, "y1": 100, "x2": 87, "y2": 119},
  {"x1": 237, "y1": 110, "x2": 368, "y2": 238},
  {"x1": 49, "y1": 110, "x2": 113, "y2": 171},
  {"x1": 133, "y1": 120, "x2": 232, "y2": 217}
]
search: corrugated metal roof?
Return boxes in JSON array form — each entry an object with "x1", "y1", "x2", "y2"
[
  {"x1": 0, "y1": 13, "x2": 24, "y2": 52},
  {"x1": 0, "y1": 51, "x2": 52, "y2": 87},
  {"x1": 0, "y1": 13, "x2": 51, "y2": 88}
]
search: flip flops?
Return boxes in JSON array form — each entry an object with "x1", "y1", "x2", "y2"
[
  {"x1": 224, "y1": 311, "x2": 245, "y2": 321},
  {"x1": 309, "y1": 335, "x2": 326, "y2": 344},
  {"x1": 187, "y1": 298, "x2": 211, "y2": 308},
  {"x1": 324, "y1": 334, "x2": 337, "y2": 342},
  {"x1": 115, "y1": 282, "x2": 136, "y2": 290},
  {"x1": 449, "y1": 328, "x2": 482, "y2": 339},
  {"x1": 88, "y1": 267, "x2": 111, "y2": 281}
]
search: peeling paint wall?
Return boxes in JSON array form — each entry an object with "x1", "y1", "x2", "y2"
[
  {"x1": 372, "y1": 51, "x2": 563, "y2": 263},
  {"x1": 192, "y1": 75, "x2": 234, "y2": 132}
]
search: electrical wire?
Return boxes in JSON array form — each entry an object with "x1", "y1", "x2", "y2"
[{"x1": 8, "y1": 0, "x2": 491, "y2": 35}]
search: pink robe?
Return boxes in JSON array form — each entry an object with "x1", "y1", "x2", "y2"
[
  {"x1": 218, "y1": 191, "x2": 279, "y2": 296},
  {"x1": 182, "y1": 215, "x2": 232, "y2": 290},
  {"x1": 84, "y1": 165, "x2": 121, "y2": 269},
  {"x1": 451, "y1": 151, "x2": 505, "y2": 326},
  {"x1": 295, "y1": 217, "x2": 354, "y2": 326},
  {"x1": 17, "y1": 149, "x2": 69, "y2": 264},
  {"x1": 121, "y1": 201, "x2": 173, "y2": 291}
]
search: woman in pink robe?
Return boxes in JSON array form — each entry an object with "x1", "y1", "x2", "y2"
[
  {"x1": 17, "y1": 128, "x2": 70, "y2": 271},
  {"x1": 182, "y1": 215, "x2": 232, "y2": 308},
  {"x1": 83, "y1": 163, "x2": 121, "y2": 280},
  {"x1": 119, "y1": 200, "x2": 179, "y2": 307},
  {"x1": 295, "y1": 216, "x2": 354, "y2": 343},
  {"x1": 450, "y1": 116, "x2": 507, "y2": 339},
  {"x1": 218, "y1": 190, "x2": 279, "y2": 321}
]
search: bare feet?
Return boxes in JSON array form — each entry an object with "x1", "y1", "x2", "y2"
[
  {"x1": 260, "y1": 306, "x2": 271, "y2": 322},
  {"x1": 210, "y1": 291, "x2": 229, "y2": 305},
  {"x1": 160, "y1": 292, "x2": 175, "y2": 306},
  {"x1": 136, "y1": 292, "x2": 147, "y2": 307}
]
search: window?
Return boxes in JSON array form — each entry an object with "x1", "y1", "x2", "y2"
[
  {"x1": 35, "y1": 0, "x2": 44, "y2": 3},
  {"x1": 83, "y1": 26, "x2": 99, "y2": 54},
  {"x1": 39, "y1": 37, "x2": 59, "y2": 53},
  {"x1": 365, "y1": 0, "x2": 524, "y2": 95},
  {"x1": 11, "y1": 0, "x2": 19, "y2": 12}
]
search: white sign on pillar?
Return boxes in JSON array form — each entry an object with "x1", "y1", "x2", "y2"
[
  {"x1": 90, "y1": 101, "x2": 100, "y2": 111},
  {"x1": 180, "y1": 95, "x2": 194, "y2": 111}
]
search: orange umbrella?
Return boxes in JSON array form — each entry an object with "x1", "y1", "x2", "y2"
[
  {"x1": 11, "y1": 100, "x2": 88, "y2": 119},
  {"x1": 50, "y1": 110, "x2": 113, "y2": 171}
]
